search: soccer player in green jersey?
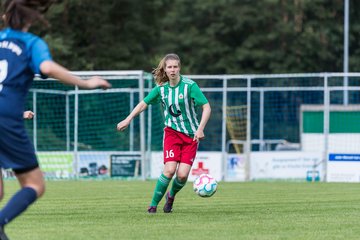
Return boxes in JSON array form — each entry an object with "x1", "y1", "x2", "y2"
[{"x1": 117, "y1": 53, "x2": 211, "y2": 213}]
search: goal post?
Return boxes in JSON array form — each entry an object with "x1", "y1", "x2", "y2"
[
  {"x1": 226, "y1": 105, "x2": 247, "y2": 154},
  {"x1": 24, "y1": 71, "x2": 153, "y2": 180}
]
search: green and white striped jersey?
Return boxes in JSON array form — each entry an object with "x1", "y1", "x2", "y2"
[{"x1": 144, "y1": 75, "x2": 208, "y2": 137}]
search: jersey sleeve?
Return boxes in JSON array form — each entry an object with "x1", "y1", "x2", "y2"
[
  {"x1": 190, "y1": 82, "x2": 208, "y2": 106},
  {"x1": 144, "y1": 86, "x2": 161, "y2": 105},
  {"x1": 29, "y1": 38, "x2": 52, "y2": 76}
]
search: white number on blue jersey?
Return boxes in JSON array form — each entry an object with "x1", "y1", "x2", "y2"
[{"x1": 0, "y1": 60, "x2": 8, "y2": 92}]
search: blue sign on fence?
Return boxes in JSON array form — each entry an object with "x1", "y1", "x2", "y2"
[{"x1": 329, "y1": 154, "x2": 360, "y2": 161}]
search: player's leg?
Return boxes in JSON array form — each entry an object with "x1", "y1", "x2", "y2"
[
  {"x1": 164, "y1": 137, "x2": 198, "y2": 213},
  {"x1": 148, "y1": 162, "x2": 177, "y2": 213},
  {"x1": 170, "y1": 163, "x2": 192, "y2": 196},
  {"x1": 169, "y1": 137, "x2": 198, "y2": 198},
  {"x1": 0, "y1": 171, "x2": 4, "y2": 201},
  {"x1": 0, "y1": 171, "x2": 6, "y2": 240},
  {"x1": 163, "y1": 163, "x2": 192, "y2": 213},
  {"x1": 0, "y1": 167, "x2": 45, "y2": 226},
  {"x1": 148, "y1": 127, "x2": 181, "y2": 213},
  {"x1": 0, "y1": 225, "x2": 8, "y2": 240}
]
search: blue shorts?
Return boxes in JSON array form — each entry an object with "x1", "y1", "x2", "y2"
[{"x1": 0, "y1": 118, "x2": 39, "y2": 172}]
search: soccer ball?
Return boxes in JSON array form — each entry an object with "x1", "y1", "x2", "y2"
[{"x1": 193, "y1": 174, "x2": 218, "y2": 197}]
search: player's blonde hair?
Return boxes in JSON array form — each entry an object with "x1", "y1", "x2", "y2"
[{"x1": 152, "y1": 53, "x2": 181, "y2": 85}]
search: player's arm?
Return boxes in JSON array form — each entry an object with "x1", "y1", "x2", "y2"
[
  {"x1": 31, "y1": 38, "x2": 110, "y2": 90},
  {"x1": 23, "y1": 110, "x2": 35, "y2": 119},
  {"x1": 117, "y1": 101, "x2": 148, "y2": 131},
  {"x1": 190, "y1": 83, "x2": 211, "y2": 141},
  {"x1": 40, "y1": 61, "x2": 111, "y2": 89},
  {"x1": 193, "y1": 103, "x2": 211, "y2": 142}
]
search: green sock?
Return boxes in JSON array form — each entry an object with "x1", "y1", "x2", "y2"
[
  {"x1": 150, "y1": 174, "x2": 171, "y2": 207},
  {"x1": 169, "y1": 177, "x2": 186, "y2": 198}
]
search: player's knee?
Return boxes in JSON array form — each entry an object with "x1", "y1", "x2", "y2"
[
  {"x1": 36, "y1": 182, "x2": 46, "y2": 198},
  {"x1": 162, "y1": 170, "x2": 175, "y2": 179},
  {"x1": 176, "y1": 175, "x2": 188, "y2": 182},
  {"x1": 27, "y1": 182, "x2": 46, "y2": 198}
]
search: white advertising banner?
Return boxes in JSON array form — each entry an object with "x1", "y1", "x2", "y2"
[
  {"x1": 150, "y1": 151, "x2": 222, "y2": 181},
  {"x1": 226, "y1": 154, "x2": 246, "y2": 181},
  {"x1": 327, "y1": 153, "x2": 360, "y2": 182},
  {"x1": 76, "y1": 152, "x2": 141, "y2": 178},
  {"x1": 77, "y1": 152, "x2": 111, "y2": 177},
  {"x1": 250, "y1": 151, "x2": 323, "y2": 180}
]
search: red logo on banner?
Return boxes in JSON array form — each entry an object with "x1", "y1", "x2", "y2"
[{"x1": 191, "y1": 162, "x2": 209, "y2": 176}]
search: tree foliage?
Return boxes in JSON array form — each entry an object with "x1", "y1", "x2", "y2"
[{"x1": 1, "y1": 0, "x2": 357, "y2": 74}]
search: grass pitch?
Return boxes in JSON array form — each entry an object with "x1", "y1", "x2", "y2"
[{"x1": 2, "y1": 180, "x2": 360, "y2": 240}]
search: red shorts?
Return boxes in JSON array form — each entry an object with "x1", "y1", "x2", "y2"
[{"x1": 163, "y1": 127, "x2": 199, "y2": 166}]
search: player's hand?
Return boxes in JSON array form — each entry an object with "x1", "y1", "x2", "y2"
[
  {"x1": 193, "y1": 130, "x2": 205, "y2": 142},
  {"x1": 117, "y1": 119, "x2": 131, "y2": 131},
  {"x1": 23, "y1": 111, "x2": 35, "y2": 119},
  {"x1": 85, "y1": 76, "x2": 111, "y2": 90}
]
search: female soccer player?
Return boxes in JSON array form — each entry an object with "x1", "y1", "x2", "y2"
[
  {"x1": 117, "y1": 53, "x2": 211, "y2": 213},
  {"x1": 0, "y1": 0, "x2": 111, "y2": 238}
]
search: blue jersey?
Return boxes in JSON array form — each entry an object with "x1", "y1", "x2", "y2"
[{"x1": 0, "y1": 28, "x2": 52, "y2": 170}]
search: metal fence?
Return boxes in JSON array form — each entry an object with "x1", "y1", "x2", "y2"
[{"x1": 27, "y1": 72, "x2": 360, "y2": 181}]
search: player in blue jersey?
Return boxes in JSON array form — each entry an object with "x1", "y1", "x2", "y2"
[
  {"x1": 117, "y1": 53, "x2": 211, "y2": 213},
  {"x1": 0, "y1": 1, "x2": 111, "y2": 239}
]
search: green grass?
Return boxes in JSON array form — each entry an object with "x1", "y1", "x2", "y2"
[{"x1": 2, "y1": 180, "x2": 360, "y2": 240}]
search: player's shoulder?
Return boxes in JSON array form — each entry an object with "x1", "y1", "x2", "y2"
[
  {"x1": 0, "y1": 28, "x2": 45, "y2": 49},
  {"x1": 156, "y1": 82, "x2": 169, "y2": 88},
  {"x1": 1, "y1": 28, "x2": 34, "y2": 40},
  {"x1": 181, "y1": 75, "x2": 196, "y2": 85}
]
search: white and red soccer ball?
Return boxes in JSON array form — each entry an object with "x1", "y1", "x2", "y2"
[{"x1": 193, "y1": 174, "x2": 218, "y2": 197}]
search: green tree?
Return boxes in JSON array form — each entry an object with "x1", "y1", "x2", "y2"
[
  {"x1": 2, "y1": 0, "x2": 357, "y2": 74},
  {"x1": 155, "y1": 0, "x2": 345, "y2": 74}
]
